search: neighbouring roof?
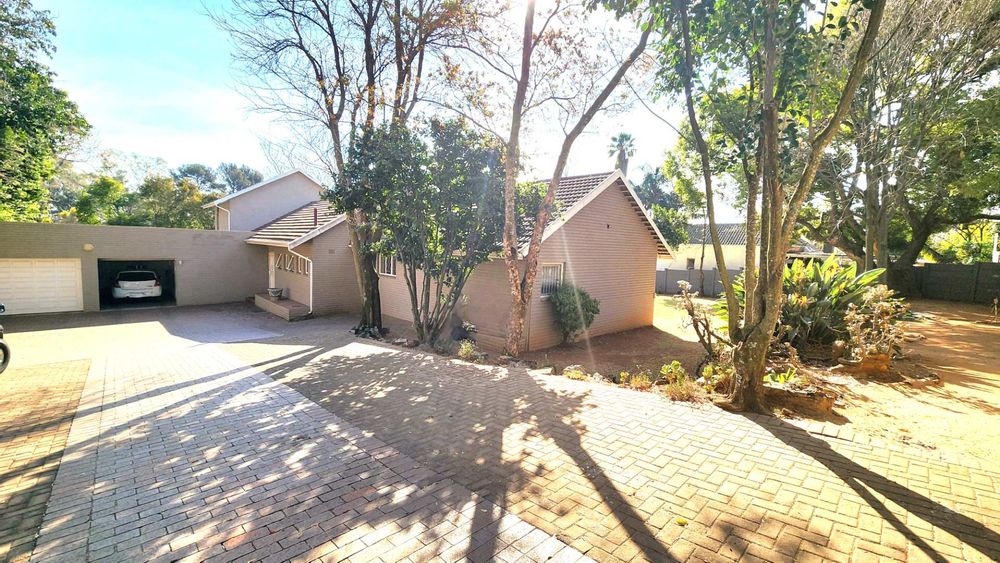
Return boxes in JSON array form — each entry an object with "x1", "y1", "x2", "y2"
[
  {"x1": 201, "y1": 170, "x2": 324, "y2": 208},
  {"x1": 245, "y1": 201, "x2": 345, "y2": 248},
  {"x1": 522, "y1": 170, "x2": 671, "y2": 256},
  {"x1": 685, "y1": 223, "x2": 761, "y2": 246}
]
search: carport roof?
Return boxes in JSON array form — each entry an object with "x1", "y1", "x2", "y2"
[{"x1": 245, "y1": 201, "x2": 345, "y2": 248}]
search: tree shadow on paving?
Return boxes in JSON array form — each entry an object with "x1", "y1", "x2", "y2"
[
  {"x1": 268, "y1": 340, "x2": 679, "y2": 561},
  {"x1": 0, "y1": 347, "x2": 326, "y2": 494},
  {"x1": 29, "y1": 346, "x2": 529, "y2": 561},
  {"x1": 747, "y1": 414, "x2": 1000, "y2": 561}
]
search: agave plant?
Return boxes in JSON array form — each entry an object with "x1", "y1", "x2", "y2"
[{"x1": 718, "y1": 256, "x2": 885, "y2": 352}]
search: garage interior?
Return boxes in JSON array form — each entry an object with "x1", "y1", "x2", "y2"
[{"x1": 98, "y1": 259, "x2": 176, "y2": 310}]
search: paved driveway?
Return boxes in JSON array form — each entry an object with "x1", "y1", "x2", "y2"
[
  {"x1": 2, "y1": 305, "x2": 1000, "y2": 562},
  {"x1": 2, "y1": 306, "x2": 587, "y2": 562}
]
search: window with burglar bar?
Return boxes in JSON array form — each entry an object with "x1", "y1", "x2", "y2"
[{"x1": 539, "y1": 263, "x2": 563, "y2": 297}]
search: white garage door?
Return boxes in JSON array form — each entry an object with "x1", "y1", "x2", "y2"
[{"x1": 0, "y1": 259, "x2": 84, "y2": 314}]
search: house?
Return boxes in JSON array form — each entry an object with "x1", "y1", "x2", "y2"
[
  {"x1": 657, "y1": 222, "x2": 846, "y2": 296},
  {"x1": 0, "y1": 169, "x2": 671, "y2": 353},
  {"x1": 665, "y1": 223, "x2": 758, "y2": 272},
  {"x1": 206, "y1": 170, "x2": 325, "y2": 231},
  {"x1": 377, "y1": 171, "x2": 672, "y2": 351},
  {"x1": 209, "y1": 168, "x2": 671, "y2": 351}
]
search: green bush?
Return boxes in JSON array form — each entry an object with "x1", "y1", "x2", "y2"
[
  {"x1": 457, "y1": 340, "x2": 477, "y2": 362},
  {"x1": 718, "y1": 256, "x2": 885, "y2": 352},
  {"x1": 549, "y1": 283, "x2": 600, "y2": 342},
  {"x1": 659, "y1": 361, "x2": 688, "y2": 384}
]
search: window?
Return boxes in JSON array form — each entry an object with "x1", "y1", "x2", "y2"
[
  {"x1": 539, "y1": 263, "x2": 563, "y2": 297},
  {"x1": 686, "y1": 258, "x2": 696, "y2": 270},
  {"x1": 378, "y1": 255, "x2": 396, "y2": 277}
]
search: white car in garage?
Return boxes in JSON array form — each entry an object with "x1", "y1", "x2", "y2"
[{"x1": 112, "y1": 270, "x2": 163, "y2": 299}]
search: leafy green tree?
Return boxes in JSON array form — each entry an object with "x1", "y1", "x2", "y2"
[
  {"x1": 800, "y1": 0, "x2": 1000, "y2": 293},
  {"x1": 331, "y1": 119, "x2": 505, "y2": 346},
  {"x1": 0, "y1": 0, "x2": 89, "y2": 221},
  {"x1": 650, "y1": 205, "x2": 689, "y2": 248},
  {"x1": 112, "y1": 176, "x2": 215, "y2": 229},
  {"x1": 603, "y1": 0, "x2": 887, "y2": 411},
  {"x1": 74, "y1": 176, "x2": 125, "y2": 224},
  {"x1": 217, "y1": 162, "x2": 263, "y2": 193},
  {"x1": 172, "y1": 163, "x2": 223, "y2": 192},
  {"x1": 608, "y1": 132, "x2": 636, "y2": 176},
  {"x1": 635, "y1": 168, "x2": 689, "y2": 248},
  {"x1": 928, "y1": 223, "x2": 996, "y2": 265}
]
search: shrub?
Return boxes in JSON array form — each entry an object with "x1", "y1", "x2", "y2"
[
  {"x1": 619, "y1": 369, "x2": 653, "y2": 390},
  {"x1": 717, "y1": 256, "x2": 885, "y2": 353},
  {"x1": 563, "y1": 365, "x2": 588, "y2": 380},
  {"x1": 764, "y1": 367, "x2": 797, "y2": 384},
  {"x1": 549, "y1": 283, "x2": 600, "y2": 343},
  {"x1": 659, "y1": 361, "x2": 688, "y2": 384},
  {"x1": 662, "y1": 378, "x2": 703, "y2": 402},
  {"x1": 675, "y1": 281, "x2": 728, "y2": 358},
  {"x1": 457, "y1": 340, "x2": 478, "y2": 362},
  {"x1": 844, "y1": 285, "x2": 908, "y2": 361},
  {"x1": 701, "y1": 362, "x2": 735, "y2": 394}
]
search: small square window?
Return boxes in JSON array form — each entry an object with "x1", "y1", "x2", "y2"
[
  {"x1": 539, "y1": 264, "x2": 563, "y2": 297},
  {"x1": 686, "y1": 258, "x2": 696, "y2": 270},
  {"x1": 378, "y1": 255, "x2": 396, "y2": 276}
]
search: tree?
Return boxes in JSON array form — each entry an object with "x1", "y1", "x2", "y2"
[
  {"x1": 634, "y1": 0, "x2": 886, "y2": 411},
  {"x1": 333, "y1": 118, "x2": 505, "y2": 346},
  {"x1": 929, "y1": 222, "x2": 997, "y2": 265},
  {"x1": 608, "y1": 132, "x2": 636, "y2": 175},
  {"x1": 635, "y1": 168, "x2": 689, "y2": 248},
  {"x1": 172, "y1": 163, "x2": 224, "y2": 192},
  {"x1": 650, "y1": 204, "x2": 688, "y2": 248},
  {"x1": 444, "y1": 1, "x2": 655, "y2": 355},
  {"x1": 112, "y1": 176, "x2": 216, "y2": 229},
  {"x1": 74, "y1": 176, "x2": 125, "y2": 224},
  {"x1": 216, "y1": 0, "x2": 476, "y2": 337},
  {"x1": 0, "y1": 0, "x2": 89, "y2": 221},
  {"x1": 800, "y1": 0, "x2": 1000, "y2": 293},
  {"x1": 217, "y1": 162, "x2": 263, "y2": 193}
]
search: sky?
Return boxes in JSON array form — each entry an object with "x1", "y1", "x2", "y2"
[{"x1": 36, "y1": 0, "x2": 739, "y2": 219}]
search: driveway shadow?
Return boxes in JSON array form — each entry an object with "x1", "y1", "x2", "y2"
[
  {"x1": 746, "y1": 414, "x2": 1000, "y2": 561},
  {"x1": 261, "y1": 340, "x2": 677, "y2": 560}
]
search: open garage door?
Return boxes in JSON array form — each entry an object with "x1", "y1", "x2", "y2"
[
  {"x1": 98, "y1": 260, "x2": 176, "y2": 310},
  {"x1": 0, "y1": 259, "x2": 84, "y2": 314}
]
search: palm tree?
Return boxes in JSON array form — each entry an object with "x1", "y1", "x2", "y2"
[{"x1": 608, "y1": 133, "x2": 636, "y2": 176}]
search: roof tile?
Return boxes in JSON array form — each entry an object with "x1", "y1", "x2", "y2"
[{"x1": 246, "y1": 201, "x2": 342, "y2": 246}]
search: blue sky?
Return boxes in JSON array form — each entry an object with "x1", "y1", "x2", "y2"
[
  {"x1": 36, "y1": 0, "x2": 746, "y2": 223},
  {"x1": 38, "y1": 0, "x2": 276, "y2": 173}
]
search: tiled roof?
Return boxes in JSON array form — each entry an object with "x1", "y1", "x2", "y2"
[
  {"x1": 517, "y1": 172, "x2": 614, "y2": 246},
  {"x1": 518, "y1": 171, "x2": 670, "y2": 255},
  {"x1": 547, "y1": 172, "x2": 615, "y2": 210},
  {"x1": 245, "y1": 201, "x2": 344, "y2": 247},
  {"x1": 686, "y1": 223, "x2": 759, "y2": 246}
]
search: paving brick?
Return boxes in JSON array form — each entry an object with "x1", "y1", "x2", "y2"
[
  {"x1": 9, "y1": 308, "x2": 1000, "y2": 563},
  {"x1": 21, "y1": 324, "x2": 585, "y2": 563}
]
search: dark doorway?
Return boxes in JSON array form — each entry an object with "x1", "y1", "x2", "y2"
[{"x1": 98, "y1": 259, "x2": 177, "y2": 310}]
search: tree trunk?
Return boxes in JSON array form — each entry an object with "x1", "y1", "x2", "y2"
[
  {"x1": 503, "y1": 11, "x2": 653, "y2": 355},
  {"x1": 888, "y1": 221, "x2": 932, "y2": 297}
]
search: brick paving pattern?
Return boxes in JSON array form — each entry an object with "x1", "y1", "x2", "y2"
[
  {"x1": 234, "y1": 336, "x2": 1000, "y2": 563},
  {"x1": 29, "y1": 345, "x2": 588, "y2": 562},
  {"x1": 0, "y1": 360, "x2": 89, "y2": 563}
]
